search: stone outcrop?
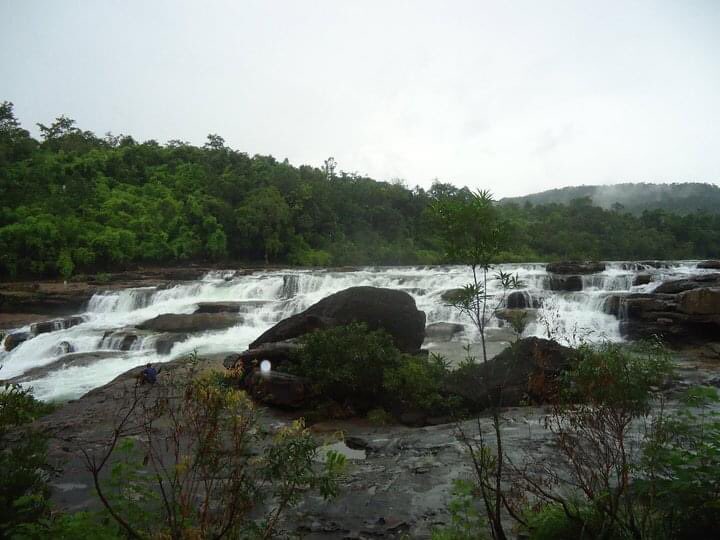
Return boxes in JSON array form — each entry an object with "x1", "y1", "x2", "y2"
[
  {"x1": 506, "y1": 290, "x2": 541, "y2": 309},
  {"x1": 30, "y1": 316, "x2": 85, "y2": 336},
  {"x1": 3, "y1": 331, "x2": 31, "y2": 351},
  {"x1": 546, "y1": 261, "x2": 605, "y2": 274},
  {"x1": 137, "y1": 313, "x2": 240, "y2": 333},
  {"x1": 249, "y1": 287, "x2": 426, "y2": 354},
  {"x1": 443, "y1": 337, "x2": 575, "y2": 409},
  {"x1": 547, "y1": 275, "x2": 583, "y2": 291},
  {"x1": 223, "y1": 340, "x2": 302, "y2": 370},
  {"x1": 698, "y1": 260, "x2": 720, "y2": 269},
  {"x1": 424, "y1": 322, "x2": 465, "y2": 342},
  {"x1": 604, "y1": 274, "x2": 720, "y2": 343},
  {"x1": 241, "y1": 369, "x2": 314, "y2": 408}
]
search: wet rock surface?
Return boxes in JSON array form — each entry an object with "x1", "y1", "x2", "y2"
[
  {"x1": 250, "y1": 286, "x2": 426, "y2": 354},
  {"x1": 443, "y1": 337, "x2": 575, "y2": 409},
  {"x1": 606, "y1": 274, "x2": 720, "y2": 344},
  {"x1": 546, "y1": 261, "x2": 606, "y2": 274},
  {"x1": 137, "y1": 312, "x2": 241, "y2": 333},
  {"x1": 424, "y1": 322, "x2": 465, "y2": 342}
]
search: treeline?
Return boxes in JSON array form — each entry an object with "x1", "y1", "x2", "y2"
[{"x1": 1, "y1": 101, "x2": 719, "y2": 279}]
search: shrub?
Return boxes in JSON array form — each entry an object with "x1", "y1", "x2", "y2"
[
  {"x1": 293, "y1": 323, "x2": 403, "y2": 409},
  {"x1": 384, "y1": 354, "x2": 450, "y2": 413},
  {"x1": 0, "y1": 383, "x2": 55, "y2": 537}
]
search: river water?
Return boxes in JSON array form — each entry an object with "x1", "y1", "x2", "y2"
[{"x1": 0, "y1": 262, "x2": 711, "y2": 401}]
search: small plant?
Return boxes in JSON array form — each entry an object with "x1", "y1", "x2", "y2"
[
  {"x1": 0, "y1": 383, "x2": 56, "y2": 537},
  {"x1": 432, "y1": 479, "x2": 488, "y2": 540},
  {"x1": 74, "y1": 359, "x2": 346, "y2": 539}
]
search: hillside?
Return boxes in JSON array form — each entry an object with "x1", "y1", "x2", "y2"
[{"x1": 501, "y1": 182, "x2": 720, "y2": 214}]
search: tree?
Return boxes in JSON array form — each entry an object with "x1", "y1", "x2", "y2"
[
  {"x1": 431, "y1": 189, "x2": 520, "y2": 540},
  {"x1": 235, "y1": 187, "x2": 292, "y2": 264}
]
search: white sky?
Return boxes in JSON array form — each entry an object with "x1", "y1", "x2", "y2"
[{"x1": 1, "y1": 0, "x2": 719, "y2": 197}]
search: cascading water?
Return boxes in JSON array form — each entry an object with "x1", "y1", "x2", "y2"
[{"x1": 0, "y1": 262, "x2": 714, "y2": 402}]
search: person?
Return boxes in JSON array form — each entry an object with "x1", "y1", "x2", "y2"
[{"x1": 140, "y1": 363, "x2": 158, "y2": 385}]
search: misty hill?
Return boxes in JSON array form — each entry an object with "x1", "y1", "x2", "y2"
[{"x1": 501, "y1": 182, "x2": 720, "y2": 215}]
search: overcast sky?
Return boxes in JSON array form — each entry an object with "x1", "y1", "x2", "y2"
[{"x1": 1, "y1": 0, "x2": 718, "y2": 197}]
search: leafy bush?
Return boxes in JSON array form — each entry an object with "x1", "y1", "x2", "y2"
[
  {"x1": 294, "y1": 324, "x2": 455, "y2": 415},
  {"x1": 640, "y1": 386, "x2": 720, "y2": 539},
  {"x1": 79, "y1": 364, "x2": 346, "y2": 539},
  {"x1": 431, "y1": 479, "x2": 487, "y2": 540},
  {"x1": 384, "y1": 354, "x2": 450, "y2": 412},
  {"x1": 293, "y1": 323, "x2": 403, "y2": 409},
  {"x1": 0, "y1": 383, "x2": 55, "y2": 537}
]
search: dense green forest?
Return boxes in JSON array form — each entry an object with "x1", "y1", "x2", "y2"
[{"x1": 1, "y1": 101, "x2": 719, "y2": 279}]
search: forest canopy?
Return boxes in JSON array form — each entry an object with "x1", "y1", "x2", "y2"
[{"x1": 1, "y1": 101, "x2": 719, "y2": 279}]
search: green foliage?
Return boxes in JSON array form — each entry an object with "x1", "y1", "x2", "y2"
[
  {"x1": 564, "y1": 340, "x2": 673, "y2": 413},
  {"x1": 83, "y1": 368, "x2": 345, "y2": 539},
  {"x1": 383, "y1": 354, "x2": 450, "y2": 413},
  {"x1": 293, "y1": 323, "x2": 403, "y2": 408},
  {"x1": 3, "y1": 106, "x2": 720, "y2": 278},
  {"x1": 294, "y1": 324, "x2": 456, "y2": 415},
  {"x1": 431, "y1": 480, "x2": 487, "y2": 540},
  {"x1": 522, "y1": 502, "x2": 609, "y2": 540},
  {"x1": 366, "y1": 408, "x2": 393, "y2": 425},
  {"x1": 640, "y1": 386, "x2": 720, "y2": 539},
  {"x1": 0, "y1": 383, "x2": 55, "y2": 537}
]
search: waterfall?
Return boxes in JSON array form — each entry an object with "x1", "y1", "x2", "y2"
[{"x1": 0, "y1": 261, "x2": 706, "y2": 402}]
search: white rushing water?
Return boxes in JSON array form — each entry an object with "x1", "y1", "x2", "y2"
[{"x1": 0, "y1": 262, "x2": 712, "y2": 401}]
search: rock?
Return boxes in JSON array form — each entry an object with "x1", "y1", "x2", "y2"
[
  {"x1": 506, "y1": 291, "x2": 541, "y2": 309},
  {"x1": 242, "y1": 369, "x2": 314, "y2": 408},
  {"x1": 193, "y1": 302, "x2": 243, "y2": 314},
  {"x1": 54, "y1": 341, "x2": 75, "y2": 355},
  {"x1": 495, "y1": 308, "x2": 537, "y2": 324},
  {"x1": 440, "y1": 288, "x2": 464, "y2": 303},
  {"x1": 99, "y1": 330, "x2": 143, "y2": 351},
  {"x1": 633, "y1": 273, "x2": 653, "y2": 286},
  {"x1": 698, "y1": 260, "x2": 720, "y2": 269},
  {"x1": 31, "y1": 316, "x2": 84, "y2": 335},
  {"x1": 547, "y1": 275, "x2": 583, "y2": 291},
  {"x1": 223, "y1": 341, "x2": 302, "y2": 370},
  {"x1": 3, "y1": 331, "x2": 31, "y2": 351},
  {"x1": 137, "y1": 313, "x2": 240, "y2": 333},
  {"x1": 654, "y1": 273, "x2": 720, "y2": 294},
  {"x1": 603, "y1": 294, "x2": 626, "y2": 317},
  {"x1": 677, "y1": 288, "x2": 720, "y2": 316},
  {"x1": 546, "y1": 261, "x2": 605, "y2": 274},
  {"x1": 443, "y1": 337, "x2": 575, "y2": 409},
  {"x1": 154, "y1": 333, "x2": 188, "y2": 355},
  {"x1": 398, "y1": 410, "x2": 427, "y2": 427},
  {"x1": 249, "y1": 287, "x2": 426, "y2": 354},
  {"x1": 424, "y1": 322, "x2": 464, "y2": 342},
  {"x1": 9, "y1": 351, "x2": 126, "y2": 383}
]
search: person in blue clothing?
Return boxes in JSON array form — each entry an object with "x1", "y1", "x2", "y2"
[{"x1": 140, "y1": 363, "x2": 158, "y2": 385}]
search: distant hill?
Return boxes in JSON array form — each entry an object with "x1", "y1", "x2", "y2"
[{"x1": 501, "y1": 182, "x2": 720, "y2": 215}]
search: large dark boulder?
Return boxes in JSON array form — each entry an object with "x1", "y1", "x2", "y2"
[
  {"x1": 506, "y1": 291, "x2": 541, "y2": 309},
  {"x1": 443, "y1": 337, "x2": 575, "y2": 409},
  {"x1": 249, "y1": 287, "x2": 426, "y2": 354},
  {"x1": 30, "y1": 315, "x2": 84, "y2": 336},
  {"x1": 424, "y1": 322, "x2": 465, "y2": 342},
  {"x1": 678, "y1": 288, "x2": 720, "y2": 317},
  {"x1": 223, "y1": 341, "x2": 302, "y2": 370},
  {"x1": 654, "y1": 274, "x2": 720, "y2": 294},
  {"x1": 633, "y1": 273, "x2": 653, "y2": 286},
  {"x1": 546, "y1": 261, "x2": 605, "y2": 275},
  {"x1": 698, "y1": 260, "x2": 720, "y2": 270},
  {"x1": 547, "y1": 275, "x2": 583, "y2": 292},
  {"x1": 3, "y1": 331, "x2": 31, "y2": 351},
  {"x1": 241, "y1": 369, "x2": 314, "y2": 408},
  {"x1": 137, "y1": 313, "x2": 240, "y2": 333}
]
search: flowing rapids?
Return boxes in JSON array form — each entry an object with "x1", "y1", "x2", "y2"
[{"x1": 0, "y1": 262, "x2": 712, "y2": 401}]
